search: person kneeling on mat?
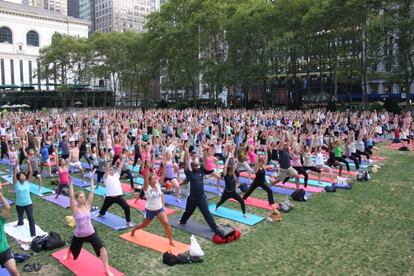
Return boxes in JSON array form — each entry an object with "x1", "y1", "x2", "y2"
[
  {"x1": 0, "y1": 183, "x2": 20, "y2": 276},
  {"x1": 215, "y1": 156, "x2": 247, "y2": 217},
  {"x1": 130, "y1": 162, "x2": 175, "y2": 246},
  {"x1": 97, "y1": 151, "x2": 134, "y2": 227},
  {"x1": 64, "y1": 170, "x2": 114, "y2": 276},
  {"x1": 179, "y1": 142, "x2": 220, "y2": 235}
]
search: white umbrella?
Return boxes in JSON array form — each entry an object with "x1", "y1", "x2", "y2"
[
  {"x1": 21, "y1": 104, "x2": 30, "y2": 108},
  {"x1": 11, "y1": 104, "x2": 22, "y2": 108},
  {"x1": 1, "y1": 104, "x2": 10, "y2": 108},
  {"x1": 73, "y1": 101, "x2": 83, "y2": 106}
]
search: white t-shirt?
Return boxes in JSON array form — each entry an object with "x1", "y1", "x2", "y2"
[
  {"x1": 144, "y1": 183, "x2": 163, "y2": 210},
  {"x1": 104, "y1": 172, "x2": 123, "y2": 197},
  {"x1": 315, "y1": 152, "x2": 324, "y2": 166}
]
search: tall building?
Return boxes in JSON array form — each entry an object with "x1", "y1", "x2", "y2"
[
  {"x1": 149, "y1": 0, "x2": 165, "y2": 12},
  {"x1": 22, "y1": 0, "x2": 67, "y2": 16},
  {"x1": 79, "y1": 0, "x2": 95, "y2": 31},
  {"x1": 95, "y1": 0, "x2": 149, "y2": 33},
  {"x1": 0, "y1": 0, "x2": 89, "y2": 89},
  {"x1": 68, "y1": 0, "x2": 80, "y2": 18}
]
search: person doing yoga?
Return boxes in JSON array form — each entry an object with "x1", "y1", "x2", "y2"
[
  {"x1": 130, "y1": 162, "x2": 175, "y2": 246},
  {"x1": 64, "y1": 170, "x2": 114, "y2": 276},
  {"x1": 215, "y1": 156, "x2": 247, "y2": 217}
]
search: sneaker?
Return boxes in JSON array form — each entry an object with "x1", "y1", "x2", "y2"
[{"x1": 127, "y1": 222, "x2": 136, "y2": 227}]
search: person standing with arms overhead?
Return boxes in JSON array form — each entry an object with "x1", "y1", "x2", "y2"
[
  {"x1": 64, "y1": 171, "x2": 114, "y2": 276},
  {"x1": 179, "y1": 141, "x2": 220, "y2": 235},
  {"x1": 97, "y1": 151, "x2": 134, "y2": 227}
]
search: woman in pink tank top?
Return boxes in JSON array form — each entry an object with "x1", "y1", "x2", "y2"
[
  {"x1": 203, "y1": 147, "x2": 222, "y2": 193},
  {"x1": 55, "y1": 159, "x2": 71, "y2": 199},
  {"x1": 64, "y1": 170, "x2": 114, "y2": 276}
]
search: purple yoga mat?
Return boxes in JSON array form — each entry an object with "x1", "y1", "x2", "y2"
[{"x1": 43, "y1": 194, "x2": 71, "y2": 208}]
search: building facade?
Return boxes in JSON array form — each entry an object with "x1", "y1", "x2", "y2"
[
  {"x1": 67, "y1": 0, "x2": 80, "y2": 18},
  {"x1": 22, "y1": 0, "x2": 67, "y2": 16},
  {"x1": 0, "y1": 0, "x2": 89, "y2": 90},
  {"x1": 95, "y1": 0, "x2": 149, "y2": 33}
]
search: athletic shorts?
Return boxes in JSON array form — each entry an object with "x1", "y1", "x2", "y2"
[
  {"x1": 165, "y1": 177, "x2": 176, "y2": 181},
  {"x1": 32, "y1": 171, "x2": 40, "y2": 178},
  {"x1": 69, "y1": 161, "x2": 82, "y2": 169},
  {"x1": 204, "y1": 169, "x2": 214, "y2": 175},
  {"x1": 144, "y1": 208, "x2": 165, "y2": 220},
  {"x1": 276, "y1": 167, "x2": 299, "y2": 182},
  {"x1": 41, "y1": 158, "x2": 49, "y2": 164},
  {"x1": 0, "y1": 248, "x2": 13, "y2": 268},
  {"x1": 70, "y1": 232, "x2": 103, "y2": 260}
]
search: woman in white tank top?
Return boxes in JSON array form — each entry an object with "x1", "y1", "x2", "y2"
[{"x1": 130, "y1": 162, "x2": 175, "y2": 246}]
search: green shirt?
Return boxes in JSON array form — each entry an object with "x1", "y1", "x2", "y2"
[
  {"x1": 0, "y1": 217, "x2": 9, "y2": 253},
  {"x1": 334, "y1": 146, "x2": 343, "y2": 158}
]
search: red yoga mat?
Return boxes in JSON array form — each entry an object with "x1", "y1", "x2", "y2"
[
  {"x1": 126, "y1": 199, "x2": 177, "y2": 215},
  {"x1": 121, "y1": 183, "x2": 134, "y2": 193},
  {"x1": 230, "y1": 197, "x2": 278, "y2": 210},
  {"x1": 51, "y1": 248, "x2": 124, "y2": 276}
]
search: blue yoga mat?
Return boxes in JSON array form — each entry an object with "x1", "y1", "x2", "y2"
[
  {"x1": 85, "y1": 186, "x2": 106, "y2": 197},
  {"x1": 0, "y1": 266, "x2": 10, "y2": 276},
  {"x1": 1, "y1": 176, "x2": 13, "y2": 183},
  {"x1": 81, "y1": 162, "x2": 92, "y2": 170},
  {"x1": 271, "y1": 186, "x2": 312, "y2": 198},
  {"x1": 134, "y1": 177, "x2": 144, "y2": 185},
  {"x1": 0, "y1": 159, "x2": 9, "y2": 165},
  {"x1": 129, "y1": 165, "x2": 140, "y2": 173},
  {"x1": 203, "y1": 185, "x2": 223, "y2": 195},
  {"x1": 208, "y1": 204, "x2": 265, "y2": 226},
  {"x1": 0, "y1": 198, "x2": 14, "y2": 207},
  {"x1": 43, "y1": 194, "x2": 71, "y2": 208},
  {"x1": 72, "y1": 177, "x2": 91, "y2": 187},
  {"x1": 84, "y1": 174, "x2": 98, "y2": 181},
  {"x1": 90, "y1": 210, "x2": 130, "y2": 230},
  {"x1": 164, "y1": 193, "x2": 215, "y2": 209},
  {"x1": 29, "y1": 183, "x2": 54, "y2": 196}
]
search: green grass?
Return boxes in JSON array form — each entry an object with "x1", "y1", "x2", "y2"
[{"x1": 2, "y1": 144, "x2": 414, "y2": 275}]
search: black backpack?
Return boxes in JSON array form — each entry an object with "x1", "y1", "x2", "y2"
[
  {"x1": 291, "y1": 189, "x2": 307, "y2": 201},
  {"x1": 30, "y1": 235, "x2": 47, "y2": 252},
  {"x1": 239, "y1": 183, "x2": 249, "y2": 193},
  {"x1": 163, "y1": 251, "x2": 177, "y2": 266},
  {"x1": 217, "y1": 224, "x2": 236, "y2": 239},
  {"x1": 399, "y1": 146, "x2": 409, "y2": 151},
  {"x1": 325, "y1": 185, "x2": 337, "y2": 192},
  {"x1": 44, "y1": 231, "x2": 65, "y2": 250}
]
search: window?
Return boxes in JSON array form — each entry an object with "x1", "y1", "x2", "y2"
[
  {"x1": 385, "y1": 62, "x2": 392, "y2": 72},
  {"x1": 19, "y1": 60, "x2": 23, "y2": 83},
  {"x1": 10, "y1": 60, "x2": 14, "y2": 85},
  {"x1": 371, "y1": 63, "x2": 377, "y2": 72},
  {"x1": 26, "y1": 31, "x2": 39, "y2": 47},
  {"x1": 0, "y1": 59, "x2": 4, "y2": 85},
  {"x1": 384, "y1": 84, "x2": 392, "y2": 94},
  {"x1": 0, "y1": 27, "x2": 12, "y2": 44},
  {"x1": 370, "y1": 83, "x2": 378, "y2": 94}
]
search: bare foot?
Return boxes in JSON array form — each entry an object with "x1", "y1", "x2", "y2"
[
  {"x1": 105, "y1": 270, "x2": 114, "y2": 276},
  {"x1": 175, "y1": 198, "x2": 181, "y2": 203},
  {"x1": 62, "y1": 254, "x2": 69, "y2": 261},
  {"x1": 170, "y1": 241, "x2": 175, "y2": 247},
  {"x1": 243, "y1": 214, "x2": 248, "y2": 218},
  {"x1": 130, "y1": 230, "x2": 135, "y2": 237}
]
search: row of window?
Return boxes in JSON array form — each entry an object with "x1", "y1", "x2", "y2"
[{"x1": 0, "y1": 27, "x2": 39, "y2": 47}]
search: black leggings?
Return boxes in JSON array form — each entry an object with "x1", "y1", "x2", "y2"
[
  {"x1": 216, "y1": 191, "x2": 246, "y2": 214},
  {"x1": 335, "y1": 157, "x2": 350, "y2": 171},
  {"x1": 345, "y1": 155, "x2": 360, "y2": 170},
  {"x1": 133, "y1": 151, "x2": 140, "y2": 167},
  {"x1": 79, "y1": 151, "x2": 91, "y2": 165},
  {"x1": 16, "y1": 204, "x2": 36, "y2": 237},
  {"x1": 351, "y1": 153, "x2": 362, "y2": 166},
  {"x1": 286, "y1": 166, "x2": 308, "y2": 187},
  {"x1": 214, "y1": 153, "x2": 225, "y2": 163},
  {"x1": 112, "y1": 155, "x2": 120, "y2": 166},
  {"x1": 120, "y1": 169, "x2": 134, "y2": 188},
  {"x1": 96, "y1": 171, "x2": 105, "y2": 184},
  {"x1": 99, "y1": 196, "x2": 131, "y2": 222},
  {"x1": 356, "y1": 150, "x2": 370, "y2": 161},
  {"x1": 243, "y1": 180, "x2": 274, "y2": 205}
]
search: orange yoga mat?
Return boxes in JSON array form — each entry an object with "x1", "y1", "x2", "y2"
[
  {"x1": 51, "y1": 248, "x2": 124, "y2": 276},
  {"x1": 126, "y1": 199, "x2": 177, "y2": 215},
  {"x1": 119, "y1": 230, "x2": 189, "y2": 255}
]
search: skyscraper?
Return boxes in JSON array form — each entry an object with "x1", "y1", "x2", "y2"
[
  {"x1": 149, "y1": 0, "x2": 165, "y2": 12},
  {"x1": 68, "y1": 0, "x2": 80, "y2": 18},
  {"x1": 22, "y1": 0, "x2": 67, "y2": 16},
  {"x1": 95, "y1": 0, "x2": 149, "y2": 33},
  {"x1": 79, "y1": 0, "x2": 95, "y2": 31}
]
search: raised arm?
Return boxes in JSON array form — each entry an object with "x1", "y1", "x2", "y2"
[
  {"x1": 68, "y1": 177, "x2": 76, "y2": 213},
  {"x1": 223, "y1": 156, "x2": 230, "y2": 176},
  {"x1": 183, "y1": 141, "x2": 190, "y2": 172},
  {"x1": 0, "y1": 184, "x2": 10, "y2": 220},
  {"x1": 86, "y1": 169, "x2": 96, "y2": 206}
]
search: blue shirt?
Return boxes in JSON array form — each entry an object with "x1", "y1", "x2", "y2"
[
  {"x1": 40, "y1": 147, "x2": 49, "y2": 161},
  {"x1": 15, "y1": 181, "x2": 32, "y2": 206}
]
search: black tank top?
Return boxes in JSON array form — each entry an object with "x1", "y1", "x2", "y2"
[{"x1": 255, "y1": 167, "x2": 265, "y2": 183}]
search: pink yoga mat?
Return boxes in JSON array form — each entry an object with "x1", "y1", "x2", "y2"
[
  {"x1": 52, "y1": 248, "x2": 124, "y2": 276},
  {"x1": 229, "y1": 197, "x2": 277, "y2": 210}
]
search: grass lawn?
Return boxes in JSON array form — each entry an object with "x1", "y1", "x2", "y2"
[{"x1": 2, "y1": 144, "x2": 413, "y2": 275}]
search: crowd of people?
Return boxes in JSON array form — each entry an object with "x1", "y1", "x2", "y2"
[{"x1": 0, "y1": 108, "x2": 412, "y2": 275}]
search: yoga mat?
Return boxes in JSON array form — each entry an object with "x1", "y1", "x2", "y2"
[
  {"x1": 29, "y1": 183, "x2": 54, "y2": 196},
  {"x1": 163, "y1": 193, "x2": 215, "y2": 209},
  {"x1": 129, "y1": 165, "x2": 140, "y2": 173},
  {"x1": 272, "y1": 182, "x2": 324, "y2": 193},
  {"x1": 51, "y1": 248, "x2": 124, "y2": 276},
  {"x1": 85, "y1": 186, "x2": 106, "y2": 197},
  {"x1": 0, "y1": 198, "x2": 13, "y2": 208},
  {"x1": 121, "y1": 183, "x2": 134, "y2": 193},
  {"x1": 134, "y1": 177, "x2": 144, "y2": 185},
  {"x1": 203, "y1": 185, "x2": 223, "y2": 195},
  {"x1": 90, "y1": 210, "x2": 130, "y2": 231},
  {"x1": 271, "y1": 186, "x2": 312, "y2": 198},
  {"x1": 208, "y1": 204, "x2": 264, "y2": 226},
  {"x1": 43, "y1": 194, "x2": 70, "y2": 208},
  {"x1": 81, "y1": 162, "x2": 92, "y2": 170},
  {"x1": 72, "y1": 177, "x2": 91, "y2": 187},
  {"x1": 230, "y1": 197, "x2": 275, "y2": 211},
  {"x1": 126, "y1": 199, "x2": 177, "y2": 215},
  {"x1": 5, "y1": 219, "x2": 47, "y2": 244},
  {"x1": 169, "y1": 216, "x2": 214, "y2": 240},
  {"x1": 0, "y1": 159, "x2": 9, "y2": 165},
  {"x1": 119, "y1": 230, "x2": 189, "y2": 255},
  {"x1": 0, "y1": 267, "x2": 10, "y2": 276},
  {"x1": 84, "y1": 174, "x2": 98, "y2": 181}
]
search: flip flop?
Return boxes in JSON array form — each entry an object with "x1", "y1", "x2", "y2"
[
  {"x1": 23, "y1": 264, "x2": 33, "y2": 272},
  {"x1": 33, "y1": 262, "x2": 42, "y2": 271}
]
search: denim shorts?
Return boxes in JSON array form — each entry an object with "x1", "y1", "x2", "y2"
[{"x1": 144, "y1": 208, "x2": 165, "y2": 220}]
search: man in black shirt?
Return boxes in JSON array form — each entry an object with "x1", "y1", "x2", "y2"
[{"x1": 179, "y1": 142, "x2": 219, "y2": 234}]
